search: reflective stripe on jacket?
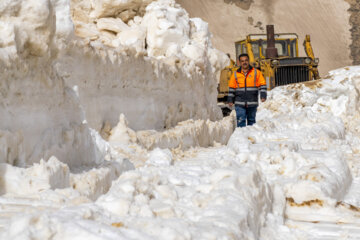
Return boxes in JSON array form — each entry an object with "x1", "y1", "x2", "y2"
[{"x1": 227, "y1": 67, "x2": 267, "y2": 107}]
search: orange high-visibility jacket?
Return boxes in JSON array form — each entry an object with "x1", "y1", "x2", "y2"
[{"x1": 228, "y1": 67, "x2": 267, "y2": 107}]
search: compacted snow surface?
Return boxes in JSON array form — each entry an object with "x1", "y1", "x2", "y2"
[
  {"x1": 2, "y1": 0, "x2": 360, "y2": 239},
  {"x1": 3, "y1": 68, "x2": 360, "y2": 239}
]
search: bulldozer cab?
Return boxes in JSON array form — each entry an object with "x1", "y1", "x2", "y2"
[
  {"x1": 234, "y1": 28, "x2": 320, "y2": 89},
  {"x1": 235, "y1": 34, "x2": 299, "y2": 60}
]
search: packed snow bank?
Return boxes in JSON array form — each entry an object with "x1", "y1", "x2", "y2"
[
  {"x1": 0, "y1": 130, "x2": 134, "y2": 199},
  {"x1": 108, "y1": 112, "x2": 235, "y2": 151},
  {"x1": 1, "y1": 0, "x2": 227, "y2": 167},
  {"x1": 4, "y1": 66, "x2": 360, "y2": 239},
  {"x1": 226, "y1": 66, "x2": 360, "y2": 231},
  {"x1": 100, "y1": 113, "x2": 236, "y2": 169},
  {"x1": 70, "y1": 159, "x2": 134, "y2": 200},
  {"x1": 136, "y1": 114, "x2": 235, "y2": 149},
  {"x1": 0, "y1": 157, "x2": 69, "y2": 195},
  {"x1": 89, "y1": 0, "x2": 155, "y2": 19},
  {"x1": 57, "y1": 0, "x2": 227, "y2": 131},
  {"x1": 96, "y1": 148, "x2": 272, "y2": 239},
  {"x1": 0, "y1": 0, "x2": 103, "y2": 168}
]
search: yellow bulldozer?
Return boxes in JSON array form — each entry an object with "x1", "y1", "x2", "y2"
[{"x1": 218, "y1": 25, "x2": 320, "y2": 116}]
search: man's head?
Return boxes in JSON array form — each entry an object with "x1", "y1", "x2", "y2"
[{"x1": 238, "y1": 53, "x2": 250, "y2": 70}]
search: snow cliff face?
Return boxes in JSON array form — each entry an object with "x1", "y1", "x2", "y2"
[
  {"x1": 0, "y1": 0, "x2": 101, "y2": 167},
  {"x1": 0, "y1": 0, "x2": 228, "y2": 166},
  {"x1": 59, "y1": 0, "x2": 227, "y2": 131}
]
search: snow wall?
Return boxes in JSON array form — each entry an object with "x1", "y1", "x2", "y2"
[
  {"x1": 59, "y1": 0, "x2": 227, "y2": 131},
  {"x1": 0, "y1": 0, "x2": 228, "y2": 167},
  {"x1": 0, "y1": 0, "x2": 101, "y2": 168}
]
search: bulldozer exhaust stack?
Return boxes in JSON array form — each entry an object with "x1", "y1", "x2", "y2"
[{"x1": 266, "y1": 25, "x2": 278, "y2": 58}]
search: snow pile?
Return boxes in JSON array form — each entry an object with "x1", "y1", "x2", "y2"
[
  {"x1": 0, "y1": 0, "x2": 136, "y2": 208},
  {"x1": 59, "y1": 0, "x2": 227, "y2": 131},
  {"x1": 0, "y1": 0, "x2": 102, "y2": 168},
  {"x1": 230, "y1": 67, "x2": 360, "y2": 232},
  {"x1": 0, "y1": 0, "x2": 54, "y2": 63},
  {"x1": 105, "y1": 111, "x2": 235, "y2": 151},
  {"x1": 0, "y1": 0, "x2": 227, "y2": 166},
  {"x1": 3, "y1": 66, "x2": 360, "y2": 239},
  {"x1": 101, "y1": 113, "x2": 235, "y2": 169},
  {"x1": 136, "y1": 114, "x2": 235, "y2": 150},
  {"x1": 0, "y1": 156, "x2": 69, "y2": 195},
  {"x1": 90, "y1": 0, "x2": 155, "y2": 19},
  {"x1": 96, "y1": 149, "x2": 272, "y2": 239},
  {"x1": 0, "y1": 1, "x2": 235, "y2": 237},
  {"x1": 70, "y1": 159, "x2": 132, "y2": 201}
]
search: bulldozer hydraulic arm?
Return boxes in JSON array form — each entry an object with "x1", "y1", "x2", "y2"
[
  {"x1": 304, "y1": 35, "x2": 315, "y2": 60},
  {"x1": 246, "y1": 36, "x2": 255, "y2": 63},
  {"x1": 304, "y1": 35, "x2": 320, "y2": 79}
]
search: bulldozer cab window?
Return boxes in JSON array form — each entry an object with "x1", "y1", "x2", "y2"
[
  {"x1": 235, "y1": 43, "x2": 249, "y2": 62},
  {"x1": 235, "y1": 43, "x2": 247, "y2": 57},
  {"x1": 242, "y1": 44, "x2": 247, "y2": 54},
  {"x1": 261, "y1": 40, "x2": 288, "y2": 57},
  {"x1": 290, "y1": 39, "x2": 297, "y2": 57},
  {"x1": 235, "y1": 44, "x2": 241, "y2": 59},
  {"x1": 251, "y1": 42, "x2": 260, "y2": 58}
]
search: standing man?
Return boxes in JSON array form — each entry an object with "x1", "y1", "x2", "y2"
[{"x1": 228, "y1": 53, "x2": 267, "y2": 127}]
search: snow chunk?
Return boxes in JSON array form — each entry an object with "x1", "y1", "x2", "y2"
[
  {"x1": 108, "y1": 114, "x2": 137, "y2": 146},
  {"x1": 96, "y1": 17, "x2": 130, "y2": 33},
  {"x1": 146, "y1": 148, "x2": 173, "y2": 167},
  {"x1": 0, "y1": 156, "x2": 70, "y2": 195},
  {"x1": 90, "y1": 0, "x2": 155, "y2": 19}
]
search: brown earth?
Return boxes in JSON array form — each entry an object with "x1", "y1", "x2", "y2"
[
  {"x1": 347, "y1": 0, "x2": 360, "y2": 65},
  {"x1": 176, "y1": 0, "x2": 354, "y2": 76}
]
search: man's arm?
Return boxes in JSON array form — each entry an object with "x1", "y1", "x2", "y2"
[
  {"x1": 228, "y1": 87, "x2": 236, "y2": 106},
  {"x1": 258, "y1": 71, "x2": 267, "y2": 102},
  {"x1": 228, "y1": 72, "x2": 236, "y2": 106}
]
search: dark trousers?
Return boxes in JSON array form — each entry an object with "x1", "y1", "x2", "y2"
[{"x1": 235, "y1": 105, "x2": 257, "y2": 128}]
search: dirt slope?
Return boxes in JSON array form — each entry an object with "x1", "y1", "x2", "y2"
[
  {"x1": 176, "y1": 0, "x2": 353, "y2": 76},
  {"x1": 347, "y1": 0, "x2": 360, "y2": 65}
]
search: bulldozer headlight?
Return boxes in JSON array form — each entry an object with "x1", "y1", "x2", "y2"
[
  {"x1": 304, "y1": 58, "x2": 311, "y2": 64},
  {"x1": 271, "y1": 60, "x2": 279, "y2": 66},
  {"x1": 314, "y1": 58, "x2": 319, "y2": 64}
]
